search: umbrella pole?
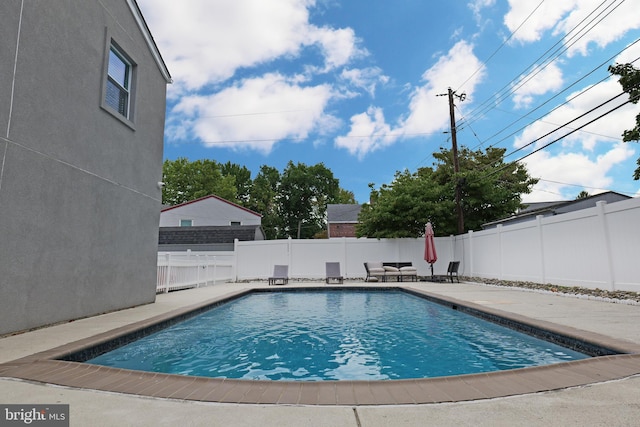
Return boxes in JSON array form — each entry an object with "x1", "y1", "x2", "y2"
[{"x1": 430, "y1": 263, "x2": 434, "y2": 278}]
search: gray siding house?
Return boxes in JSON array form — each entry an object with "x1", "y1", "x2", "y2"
[
  {"x1": 481, "y1": 192, "x2": 631, "y2": 229},
  {"x1": 159, "y1": 195, "x2": 265, "y2": 251},
  {"x1": 0, "y1": 0, "x2": 171, "y2": 335}
]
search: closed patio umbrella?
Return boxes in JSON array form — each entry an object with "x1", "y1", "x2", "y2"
[{"x1": 424, "y1": 222, "x2": 437, "y2": 278}]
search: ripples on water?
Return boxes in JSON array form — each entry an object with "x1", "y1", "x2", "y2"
[{"x1": 88, "y1": 290, "x2": 588, "y2": 381}]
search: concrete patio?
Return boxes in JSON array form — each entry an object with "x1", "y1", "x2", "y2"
[{"x1": 1, "y1": 281, "x2": 639, "y2": 426}]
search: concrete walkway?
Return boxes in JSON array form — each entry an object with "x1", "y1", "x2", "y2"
[{"x1": 1, "y1": 281, "x2": 639, "y2": 426}]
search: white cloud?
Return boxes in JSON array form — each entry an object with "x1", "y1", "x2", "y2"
[
  {"x1": 339, "y1": 67, "x2": 389, "y2": 97},
  {"x1": 334, "y1": 107, "x2": 396, "y2": 159},
  {"x1": 522, "y1": 142, "x2": 635, "y2": 202},
  {"x1": 504, "y1": 1, "x2": 574, "y2": 43},
  {"x1": 512, "y1": 61, "x2": 564, "y2": 109},
  {"x1": 334, "y1": 40, "x2": 486, "y2": 158},
  {"x1": 468, "y1": 0, "x2": 497, "y2": 24},
  {"x1": 555, "y1": 0, "x2": 640, "y2": 57},
  {"x1": 513, "y1": 79, "x2": 637, "y2": 152},
  {"x1": 505, "y1": 0, "x2": 640, "y2": 56},
  {"x1": 512, "y1": 43, "x2": 640, "y2": 203},
  {"x1": 138, "y1": 0, "x2": 364, "y2": 96},
  {"x1": 308, "y1": 26, "x2": 366, "y2": 71},
  {"x1": 401, "y1": 40, "x2": 486, "y2": 135},
  {"x1": 168, "y1": 73, "x2": 336, "y2": 153}
]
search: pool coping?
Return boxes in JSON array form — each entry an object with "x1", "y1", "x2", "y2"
[{"x1": 1, "y1": 285, "x2": 639, "y2": 406}]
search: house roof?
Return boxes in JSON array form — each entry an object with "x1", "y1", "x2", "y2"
[
  {"x1": 517, "y1": 200, "x2": 569, "y2": 215},
  {"x1": 161, "y1": 194, "x2": 263, "y2": 217},
  {"x1": 327, "y1": 204, "x2": 362, "y2": 223},
  {"x1": 128, "y1": 0, "x2": 172, "y2": 83},
  {"x1": 482, "y1": 191, "x2": 631, "y2": 228},
  {"x1": 159, "y1": 225, "x2": 265, "y2": 245}
]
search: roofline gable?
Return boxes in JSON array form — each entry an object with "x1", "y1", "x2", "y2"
[
  {"x1": 484, "y1": 191, "x2": 631, "y2": 227},
  {"x1": 161, "y1": 194, "x2": 263, "y2": 217},
  {"x1": 127, "y1": 0, "x2": 172, "y2": 83}
]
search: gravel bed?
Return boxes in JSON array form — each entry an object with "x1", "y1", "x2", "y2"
[{"x1": 464, "y1": 277, "x2": 640, "y2": 305}]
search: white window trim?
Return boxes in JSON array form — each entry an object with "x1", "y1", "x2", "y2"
[
  {"x1": 101, "y1": 34, "x2": 137, "y2": 129},
  {"x1": 107, "y1": 46, "x2": 131, "y2": 117}
]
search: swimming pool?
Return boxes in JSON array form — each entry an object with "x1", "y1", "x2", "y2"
[{"x1": 86, "y1": 289, "x2": 588, "y2": 381}]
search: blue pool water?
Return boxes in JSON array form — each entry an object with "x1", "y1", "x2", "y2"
[{"x1": 88, "y1": 290, "x2": 589, "y2": 381}]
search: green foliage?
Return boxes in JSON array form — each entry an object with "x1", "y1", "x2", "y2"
[
  {"x1": 576, "y1": 191, "x2": 590, "y2": 200},
  {"x1": 357, "y1": 168, "x2": 449, "y2": 238},
  {"x1": 357, "y1": 147, "x2": 538, "y2": 237},
  {"x1": 162, "y1": 158, "x2": 237, "y2": 205},
  {"x1": 609, "y1": 63, "x2": 640, "y2": 179},
  {"x1": 336, "y1": 188, "x2": 357, "y2": 204},
  {"x1": 247, "y1": 165, "x2": 281, "y2": 240},
  {"x1": 220, "y1": 161, "x2": 252, "y2": 204},
  {"x1": 278, "y1": 161, "x2": 341, "y2": 239},
  {"x1": 162, "y1": 158, "x2": 350, "y2": 239}
]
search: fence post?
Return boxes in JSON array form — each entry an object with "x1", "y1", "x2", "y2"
[
  {"x1": 341, "y1": 237, "x2": 347, "y2": 278},
  {"x1": 497, "y1": 224, "x2": 503, "y2": 280},
  {"x1": 195, "y1": 254, "x2": 202, "y2": 288},
  {"x1": 233, "y1": 239, "x2": 239, "y2": 282},
  {"x1": 288, "y1": 237, "x2": 293, "y2": 277},
  {"x1": 213, "y1": 255, "x2": 217, "y2": 285},
  {"x1": 597, "y1": 201, "x2": 615, "y2": 290},
  {"x1": 164, "y1": 253, "x2": 171, "y2": 293},
  {"x1": 536, "y1": 215, "x2": 546, "y2": 284},
  {"x1": 467, "y1": 231, "x2": 473, "y2": 278}
]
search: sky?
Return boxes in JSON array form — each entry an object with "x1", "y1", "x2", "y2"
[{"x1": 137, "y1": 0, "x2": 640, "y2": 204}]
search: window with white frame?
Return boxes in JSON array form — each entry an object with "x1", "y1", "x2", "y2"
[
  {"x1": 105, "y1": 45, "x2": 132, "y2": 118},
  {"x1": 180, "y1": 219, "x2": 193, "y2": 227}
]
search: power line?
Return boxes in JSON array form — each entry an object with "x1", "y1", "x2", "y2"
[
  {"x1": 535, "y1": 178, "x2": 638, "y2": 196},
  {"x1": 482, "y1": 93, "x2": 636, "y2": 179},
  {"x1": 502, "y1": 91, "x2": 627, "y2": 160},
  {"x1": 456, "y1": 0, "x2": 547, "y2": 93},
  {"x1": 196, "y1": 130, "x2": 443, "y2": 145},
  {"x1": 196, "y1": 110, "x2": 310, "y2": 119},
  {"x1": 461, "y1": 46, "x2": 640, "y2": 152},
  {"x1": 462, "y1": 0, "x2": 627, "y2": 127}
]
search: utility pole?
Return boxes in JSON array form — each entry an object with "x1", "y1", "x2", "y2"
[{"x1": 438, "y1": 87, "x2": 465, "y2": 234}]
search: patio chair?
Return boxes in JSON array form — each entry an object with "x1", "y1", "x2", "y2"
[
  {"x1": 447, "y1": 261, "x2": 460, "y2": 283},
  {"x1": 325, "y1": 262, "x2": 343, "y2": 284},
  {"x1": 364, "y1": 262, "x2": 386, "y2": 282},
  {"x1": 268, "y1": 265, "x2": 289, "y2": 286}
]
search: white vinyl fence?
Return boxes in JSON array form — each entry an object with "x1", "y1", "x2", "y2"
[
  {"x1": 460, "y1": 198, "x2": 640, "y2": 292},
  {"x1": 157, "y1": 197, "x2": 640, "y2": 293}
]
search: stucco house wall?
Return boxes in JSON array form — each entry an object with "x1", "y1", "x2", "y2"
[{"x1": 0, "y1": 0, "x2": 170, "y2": 335}]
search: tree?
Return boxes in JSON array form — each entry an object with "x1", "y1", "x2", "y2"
[
  {"x1": 336, "y1": 188, "x2": 357, "y2": 204},
  {"x1": 220, "y1": 161, "x2": 252, "y2": 205},
  {"x1": 609, "y1": 63, "x2": 640, "y2": 180},
  {"x1": 161, "y1": 158, "x2": 236, "y2": 205},
  {"x1": 162, "y1": 158, "x2": 352, "y2": 239},
  {"x1": 357, "y1": 168, "x2": 451, "y2": 238},
  {"x1": 432, "y1": 146, "x2": 538, "y2": 233},
  {"x1": 278, "y1": 161, "x2": 341, "y2": 239},
  {"x1": 357, "y1": 147, "x2": 538, "y2": 237},
  {"x1": 247, "y1": 165, "x2": 281, "y2": 239},
  {"x1": 576, "y1": 191, "x2": 590, "y2": 200}
]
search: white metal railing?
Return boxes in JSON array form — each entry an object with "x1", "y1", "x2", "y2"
[{"x1": 156, "y1": 251, "x2": 234, "y2": 293}]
